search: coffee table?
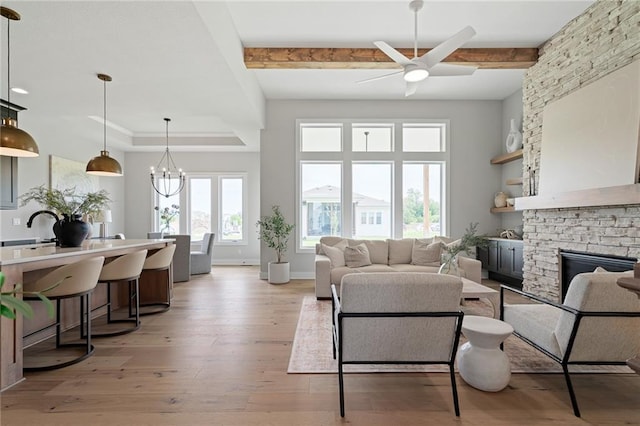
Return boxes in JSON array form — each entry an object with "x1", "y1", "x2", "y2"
[{"x1": 461, "y1": 277, "x2": 500, "y2": 318}]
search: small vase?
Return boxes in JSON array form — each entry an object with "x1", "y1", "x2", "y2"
[
  {"x1": 53, "y1": 214, "x2": 91, "y2": 247},
  {"x1": 494, "y1": 191, "x2": 508, "y2": 208},
  {"x1": 438, "y1": 254, "x2": 460, "y2": 276},
  {"x1": 505, "y1": 119, "x2": 523, "y2": 153}
]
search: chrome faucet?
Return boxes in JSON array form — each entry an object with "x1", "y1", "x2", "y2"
[{"x1": 26, "y1": 210, "x2": 60, "y2": 228}]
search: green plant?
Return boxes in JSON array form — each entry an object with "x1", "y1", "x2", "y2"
[
  {"x1": 256, "y1": 205, "x2": 295, "y2": 263},
  {"x1": 20, "y1": 185, "x2": 111, "y2": 219},
  {"x1": 446, "y1": 222, "x2": 488, "y2": 258},
  {"x1": 0, "y1": 272, "x2": 57, "y2": 320},
  {"x1": 155, "y1": 204, "x2": 180, "y2": 233}
]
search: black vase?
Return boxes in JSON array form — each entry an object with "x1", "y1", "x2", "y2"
[{"x1": 53, "y1": 214, "x2": 91, "y2": 247}]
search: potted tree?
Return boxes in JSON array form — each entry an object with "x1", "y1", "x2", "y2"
[
  {"x1": 256, "y1": 205, "x2": 294, "y2": 284},
  {"x1": 20, "y1": 185, "x2": 111, "y2": 247}
]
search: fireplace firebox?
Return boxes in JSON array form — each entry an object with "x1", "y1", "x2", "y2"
[{"x1": 559, "y1": 250, "x2": 636, "y2": 300}]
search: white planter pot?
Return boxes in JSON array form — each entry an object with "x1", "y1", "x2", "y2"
[{"x1": 268, "y1": 262, "x2": 290, "y2": 284}]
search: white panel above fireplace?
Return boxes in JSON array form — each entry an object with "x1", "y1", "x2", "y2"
[{"x1": 538, "y1": 59, "x2": 640, "y2": 195}]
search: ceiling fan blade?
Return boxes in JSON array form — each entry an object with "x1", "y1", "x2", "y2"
[
  {"x1": 405, "y1": 81, "x2": 419, "y2": 97},
  {"x1": 357, "y1": 70, "x2": 404, "y2": 84},
  {"x1": 374, "y1": 41, "x2": 414, "y2": 66},
  {"x1": 420, "y1": 26, "x2": 476, "y2": 69},
  {"x1": 427, "y1": 63, "x2": 477, "y2": 77}
]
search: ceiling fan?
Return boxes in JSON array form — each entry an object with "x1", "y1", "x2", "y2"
[{"x1": 359, "y1": 0, "x2": 477, "y2": 96}]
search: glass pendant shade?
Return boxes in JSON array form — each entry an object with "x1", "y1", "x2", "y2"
[
  {"x1": 0, "y1": 117, "x2": 39, "y2": 157},
  {"x1": 86, "y1": 73, "x2": 122, "y2": 176},
  {"x1": 1, "y1": 7, "x2": 39, "y2": 157}
]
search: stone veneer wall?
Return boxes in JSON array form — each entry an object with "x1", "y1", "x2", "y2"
[{"x1": 522, "y1": 0, "x2": 640, "y2": 300}]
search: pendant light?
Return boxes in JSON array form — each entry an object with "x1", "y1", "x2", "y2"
[
  {"x1": 86, "y1": 73, "x2": 123, "y2": 176},
  {"x1": 0, "y1": 7, "x2": 39, "y2": 157},
  {"x1": 150, "y1": 118, "x2": 185, "y2": 198}
]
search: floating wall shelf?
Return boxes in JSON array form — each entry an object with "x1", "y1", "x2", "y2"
[{"x1": 490, "y1": 149, "x2": 523, "y2": 165}]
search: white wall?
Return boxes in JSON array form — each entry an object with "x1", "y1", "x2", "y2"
[
  {"x1": 260, "y1": 99, "x2": 503, "y2": 279},
  {"x1": 0, "y1": 113, "x2": 125, "y2": 243},
  {"x1": 500, "y1": 88, "x2": 524, "y2": 233},
  {"x1": 123, "y1": 151, "x2": 260, "y2": 265}
]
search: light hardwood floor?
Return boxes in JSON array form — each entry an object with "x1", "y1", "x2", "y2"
[{"x1": 1, "y1": 266, "x2": 639, "y2": 425}]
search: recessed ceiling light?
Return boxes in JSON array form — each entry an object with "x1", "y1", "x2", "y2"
[{"x1": 11, "y1": 87, "x2": 28, "y2": 94}]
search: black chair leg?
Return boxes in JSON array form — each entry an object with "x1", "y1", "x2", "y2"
[
  {"x1": 562, "y1": 364, "x2": 581, "y2": 417},
  {"x1": 449, "y1": 365, "x2": 460, "y2": 416},
  {"x1": 338, "y1": 361, "x2": 345, "y2": 417},
  {"x1": 85, "y1": 293, "x2": 92, "y2": 356}
]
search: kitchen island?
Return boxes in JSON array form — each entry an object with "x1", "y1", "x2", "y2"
[{"x1": 0, "y1": 239, "x2": 173, "y2": 390}]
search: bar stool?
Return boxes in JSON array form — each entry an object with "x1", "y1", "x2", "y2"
[
  {"x1": 22, "y1": 256, "x2": 105, "y2": 371},
  {"x1": 91, "y1": 250, "x2": 148, "y2": 337},
  {"x1": 140, "y1": 244, "x2": 176, "y2": 315}
]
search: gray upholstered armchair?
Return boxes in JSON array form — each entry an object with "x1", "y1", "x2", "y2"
[
  {"x1": 501, "y1": 270, "x2": 640, "y2": 417},
  {"x1": 190, "y1": 232, "x2": 215, "y2": 275},
  {"x1": 332, "y1": 272, "x2": 464, "y2": 417}
]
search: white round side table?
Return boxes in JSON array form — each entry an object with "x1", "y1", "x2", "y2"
[{"x1": 457, "y1": 315, "x2": 514, "y2": 392}]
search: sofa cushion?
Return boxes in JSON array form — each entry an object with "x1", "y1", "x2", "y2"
[
  {"x1": 349, "y1": 239, "x2": 389, "y2": 265},
  {"x1": 435, "y1": 237, "x2": 462, "y2": 255},
  {"x1": 319, "y1": 236, "x2": 347, "y2": 254},
  {"x1": 389, "y1": 264, "x2": 440, "y2": 274},
  {"x1": 411, "y1": 239, "x2": 442, "y2": 266},
  {"x1": 387, "y1": 238, "x2": 414, "y2": 264},
  {"x1": 331, "y1": 267, "x2": 362, "y2": 285},
  {"x1": 321, "y1": 239, "x2": 348, "y2": 268},
  {"x1": 344, "y1": 243, "x2": 372, "y2": 268},
  {"x1": 357, "y1": 264, "x2": 397, "y2": 274}
]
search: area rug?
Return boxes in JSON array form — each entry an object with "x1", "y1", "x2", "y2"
[{"x1": 288, "y1": 296, "x2": 634, "y2": 374}]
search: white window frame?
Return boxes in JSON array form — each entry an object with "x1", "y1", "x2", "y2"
[
  {"x1": 218, "y1": 174, "x2": 248, "y2": 245},
  {"x1": 295, "y1": 118, "x2": 450, "y2": 253},
  {"x1": 158, "y1": 173, "x2": 247, "y2": 245}
]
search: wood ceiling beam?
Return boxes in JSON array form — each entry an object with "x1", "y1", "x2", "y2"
[{"x1": 244, "y1": 47, "x2": 538, "y2": 70}]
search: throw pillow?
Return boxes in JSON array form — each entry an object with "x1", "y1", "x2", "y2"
[
  {"x1": 411, "y1": 239, "x2": 443, "y2": 266},
  {"x1": 344, "y1": 243, "x2": 372, "y2": 268},
  {"x1": 321, "y1": 240, "x2": 348, "y2": 268}
]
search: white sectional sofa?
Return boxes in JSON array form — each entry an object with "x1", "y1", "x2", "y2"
[{"x1": 315, "y1": 236, "x2": 482, "y2": 299}]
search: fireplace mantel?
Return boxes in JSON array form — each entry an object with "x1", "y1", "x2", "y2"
[{"x1": 515, "y1": 183, "x2": 640, "y2": 210}]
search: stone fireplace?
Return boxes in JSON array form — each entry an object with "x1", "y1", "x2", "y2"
[{"x1": 519, "y1": 1, "x2": 640, "y2": 300}]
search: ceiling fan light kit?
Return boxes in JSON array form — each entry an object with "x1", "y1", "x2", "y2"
[
  {"x1": 0, "y1": 6, "x2": 40, "y2": 158},
  {"x1": 360, "y1": 0, "x2": 477, "y2": 96},
  {"x1": 404, "y1": 65, "x2": 429, "y2": 83}
]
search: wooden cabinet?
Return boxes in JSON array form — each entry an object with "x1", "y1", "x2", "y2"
[{"x1": 477, "y1": 238, "x2": 523, "y2": 288}]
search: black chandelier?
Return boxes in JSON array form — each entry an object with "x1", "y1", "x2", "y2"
[{"x1": 150, "y1": 118, "x2": 185, "y2": 198}]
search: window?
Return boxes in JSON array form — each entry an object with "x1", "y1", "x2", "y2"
[
  {"x1": 190, "y1": 178, "x2": 211, "y2": 241},
  {"x1": 154, "y1": 178, "x2": 181, "y2": 234},
  {"x1": 352, "y1": 163, "x2": 391, "y2": 239},
  {"x1": 403, "y1": 163, "x2": 444, "y2": 238},
  {"x1": 300, "y1": 162, "x2": 342, "y2": 249},
  {"x1": 403, "y1": 123, "x2": 445, "y2": 152},
  {"x1": 352, "y1": 124, "x2": 393, "y2": 152},
  {"x1": 296, "y1": 119, "x2": 449, "y2": 251},
  {"x1": 220, "y1": 177, "x2": 243, "y2": 242},
  {"x1": 300, "y1": 124, "x2": 342, "y2": 152},
  {"x1": 158, "y1": 174, "x2": 247, "y2": 244}
]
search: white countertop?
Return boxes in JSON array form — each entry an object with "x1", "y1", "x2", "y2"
[{"x1": 0, "y1": 239, "x2": 170, "y2": 266}]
